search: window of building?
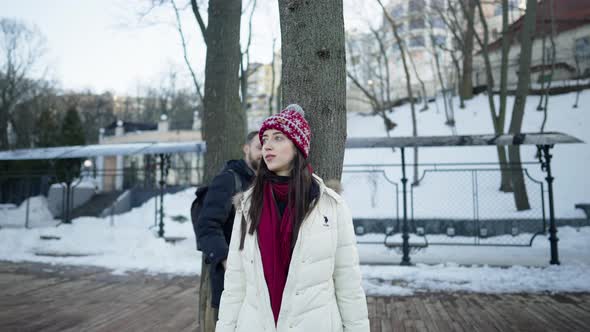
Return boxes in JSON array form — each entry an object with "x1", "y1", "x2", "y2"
[
  {"x1": 432, "y1": 35, "x2": 446, "y2": 48},
  {"x1": 409, "y1": 35, "x2": 425, "y2": 48},
  {"x1": 397, "y1": 22, "x2": 406, "y2": 33},
  {"x1": 430, "y1": 0, "x2": 445, "y2": 11},
  {"x1": 410, "y1": 17, "x2": 425, "y2": 30},
  {"x1": 391, "y1": 4, "x2": 404, "y2": 18},
  {"x1": 494, "y1": 4, "x2": 502, "y2": 16},
  {"x1": 574, "y1": 36, "x2": 590, "y2": 61},
  {"x1": 495, "y1": 0, "x2": 519, "y2": 16},
  {"x1": 409, "y1": 0, "x2": 426, "y2": 13},
  {"x1": 430, "y1": 16, "x2": 445, "y2": 29},
  {"x1": 544, "y1": 46, "x2": 555, "y2": 63}
]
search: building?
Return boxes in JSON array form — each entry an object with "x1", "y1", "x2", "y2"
[
  {"x1": 96, "y1": 112, "x2": 202, "y2": 192},
  {"x1": 346, "y1": 0, "x2": 526, "y2": 114},
  {"x1": 477, "y1": 0, "x2": 590, "y2": 90},
  {"x1": 245, "y1": 57, "x2": 281, "y2": 129}
]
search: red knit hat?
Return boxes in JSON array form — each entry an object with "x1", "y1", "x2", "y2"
[{"x1": 259, "y1": 104, "x2": 311, "y2": 158}]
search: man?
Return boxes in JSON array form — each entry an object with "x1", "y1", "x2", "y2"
[{"x1": 196, "y1": 130, "x2": 261, "y2": 331}]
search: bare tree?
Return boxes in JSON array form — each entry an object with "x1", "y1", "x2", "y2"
[
  {"x1": 431, "y1": 0, "x2": 471, "y2": 109},
  {"x1": 507, "y1": 0, "x2": 538, "y2": 211},
  {"x1": 572, "y1": 43, "x2": 583, "y2": 108},
  {"x1": 426, "y1": 5, "x2": 457, "y2": 129},
  {"x1": 407, "y1": 46, "x2": 430, "y2": 112},
  {"x1": 268, "y1": 38, "x2": 277, "y2": 116},
  {"x1": 170, "y1": 0, "x2": 204, "y2": 104},
  {"x1": 239, "y1": 0, "x2": 257, "y2": 120},
  {"x1": 539, "y1": 0, "x2": 556, "y2": 133},
  {"x1": 278, "y1": 0, "x2": 347, "y2": 181},
  {"x1": 377, "y1": 0, "x2": 420, "y2": 185},
  {"x1": 141, "y1": 2, "x2": 243, "y2": 331},
  {"x1": 0, "y1": 18, "x2": 47, "y2": 150},
  {"x1": 430, "y1": 33, "x2": 456, "y2": 129},
  {"x1": 346, "y1": 29, "x2": 399, "y2": 141},
  {"x1": 458, "y1": 0, "x2": 514, "y2": 192},
  {"x1": 460, "y1": 0, "x2": 476, "y2": 101}
]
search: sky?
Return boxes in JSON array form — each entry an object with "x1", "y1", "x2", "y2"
[{"x1": 0, "y1": 0, "x2": 381, "y2": 96}]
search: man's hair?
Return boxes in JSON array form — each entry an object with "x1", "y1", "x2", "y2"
[{"x1": 245, "y1": 130, "x2": 259, "y2": 144}]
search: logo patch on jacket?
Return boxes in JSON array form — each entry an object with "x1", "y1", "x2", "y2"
[{"x1": 323, "y1": 216, "x2": 329, "y2": 227}]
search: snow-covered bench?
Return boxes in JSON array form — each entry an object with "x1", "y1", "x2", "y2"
[{"x1": 575, "y1": 203, "x2": 590, "y2": 220}]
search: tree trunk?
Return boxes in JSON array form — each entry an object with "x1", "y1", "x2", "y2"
[
  {"x1": 498, "y1": 0, "x2": 511, "y2": 132},
  {"x1": 199, "y1": 3, "x2": 242, "y2": 329},
  {"x1": 460, "y1": 0, "x2": 476, "y2": 100},
  {"x1": 540, "y1": 0, "x2": 556, "y2": 132},
  {"x1": 0, "y1": 112, "x2": 8, "y2": 150},
  {"x1": 432, "y1": 39, "x2": 453, "y2": 127},
  {"x1": 198, "y1": 260, "x2": 216, "y2": 332},
  {"x1": 449, "y1": 50, "x2": 465, "y2": 109},
  {"x1": 468, "y1": 0, "x2": 512, "y2": 192},
  {"x1": 508, "y1": 0, "x2": 538, "y2": 211},
  {"x1": 269, "y1": 39, "x2": 277, "y2": 116},
  {"x1": 278, "y1": 0, "x2": 347, "y2": 181},
  {"x1": 497, "y1": 0, "x2": 513, "y2": 194},
  {"x1": 408, "y1": 49, "x2": 429, "y2": 111},
  {"x1": 202, "y1": 0, "x2": 244, "y2": 184}
]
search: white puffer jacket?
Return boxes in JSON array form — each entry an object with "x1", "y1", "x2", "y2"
[{"x1": 215, "y1": 175, "x2": 369, "y2": 332}]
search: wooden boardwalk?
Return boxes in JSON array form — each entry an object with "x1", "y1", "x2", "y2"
[{"x1": 1, "y1": 261, "x2": 589, "y2": 332}]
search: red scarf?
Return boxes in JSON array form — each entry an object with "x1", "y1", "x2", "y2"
[{"x1": 257, "y1": 179, "x2": 293, "y2": 324}]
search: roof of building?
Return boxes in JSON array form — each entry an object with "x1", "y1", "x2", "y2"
[
  {"x1": 0, "y1": 141, "x2": 206, "y2": 160},
  {"x1": 488, "y1": 0, "x2": 590, "y2": 52}
]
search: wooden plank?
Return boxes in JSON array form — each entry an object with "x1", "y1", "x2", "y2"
[
  {"x1": 411, "y1": 296, "x2": 441, "y2": 332},
  {"x1": 529, "y1": 295, "x2": 580, "y2": 330},
  {"x1": 436, "y1": 295, "x2": 470, "y2": 332},
  {"x1": 2, "y1": 261, "x2": 590, "y2": 332},
  {"x1": 422, "y1": 297, "x2": 453, "y2": 332},
  {"x1": 459, "y1": 295, "x2": 499, "y2": 332},
  {"x1": 390, "y1": 296, "x2": 406, "y2": 332}
]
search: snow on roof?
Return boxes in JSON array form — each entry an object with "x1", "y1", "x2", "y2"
[
  {"x1": 346, "y1": 132, "x2": 583, "y2": 149},
  {"x1": 0, "y1": 141, "x2": 206, "y2": 161}
]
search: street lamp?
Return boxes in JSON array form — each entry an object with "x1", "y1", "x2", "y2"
[{"x1": 82, "y1": 159, "x2": 93, "y2": 179}]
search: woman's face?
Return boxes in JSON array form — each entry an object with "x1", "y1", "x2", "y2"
[{"x1": 261, "y1": 129, "x2": 297, "y2": 176}]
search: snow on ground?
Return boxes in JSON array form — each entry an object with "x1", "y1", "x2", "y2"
[
  {"x1": 343, "y1": 90, "x2": 590, "y2": 219},
  {"x1": 0, "y1": 196, "x2": 58, "y2": 228},
  {"x1": 0, "y1": 188, "x2": 201, "y2": 276},
  {"x1": 362, "y1": 261, "x2": 590, "y2": 296},
  {"x1": 1, "y1": 91, "x2": 589, "y2": 295},
  {"x1": 1, "y1": 191, "x2": 590, "y2": 295},
  {"x1": 357, "y1": 226, "x2": 590, "y2": 267}
]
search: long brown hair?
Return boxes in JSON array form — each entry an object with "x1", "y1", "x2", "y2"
[{"x1": 239, "y1": 149, "x2": 315, "y2": 250}]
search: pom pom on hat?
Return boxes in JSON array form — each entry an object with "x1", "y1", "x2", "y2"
[{"x1": 285, "y1": 104, "x2": 305, "y2": 117}]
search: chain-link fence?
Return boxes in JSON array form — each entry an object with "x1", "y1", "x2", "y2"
[
  {"x1": 0, "y1": 162, "x2": 203, "y2": 229},
  {"x1": 343, "y1": 161, "x2": 572, "y2": 248},
  {"x1": 2, "y1": 160, "x2": 584, "y2": 249}
]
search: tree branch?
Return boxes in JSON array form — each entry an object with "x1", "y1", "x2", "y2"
[
  {"x1": 190, "y1": 0, "x2": 208, "y2": 45},
  {"x1": 171, "y1": 0, "x2": 203, "y2": 103}
]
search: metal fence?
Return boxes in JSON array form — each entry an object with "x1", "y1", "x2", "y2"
[
  {"x1": 342, "y1": 161, "x2": 586, "y2": 249},
  {"x1": 2, "y1": 161, "x2": 586, "y2": 248},
  {"x1": 0, "y1": 164, "x2": 201, "y2": 231}
]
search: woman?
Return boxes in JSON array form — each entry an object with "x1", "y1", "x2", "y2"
[{"x1": 216, "y1": 104, "x2": 369, "y2": 332}]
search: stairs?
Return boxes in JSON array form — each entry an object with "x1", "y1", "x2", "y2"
[{"x1": 70, "y1": 191, "x2": 123, "y2": 219}]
